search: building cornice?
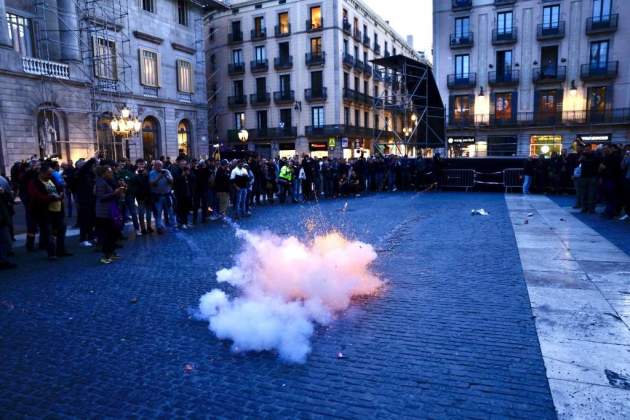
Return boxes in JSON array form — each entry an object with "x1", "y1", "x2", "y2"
[
  {"x1": 172, "y1": 43, "x2": 197, "y2": 55},
  {"x1": 133, "y1": 31, "x2": 164, "y2": 45}
]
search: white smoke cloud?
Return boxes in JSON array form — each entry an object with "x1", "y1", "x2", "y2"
[{"x1": 197, "y1": 229, "x2": 382, "y2": 363}]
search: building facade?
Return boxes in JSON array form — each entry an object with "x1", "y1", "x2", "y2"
[
  {"x1": 0, "y1": 0, "x2": 225, "y2": 175},
  {"x1": 433, "y1": 0, "x2": 630, "y2": 158},
  {"x1": 206, "y1": 0, "x2": 422, "y2": 159}
]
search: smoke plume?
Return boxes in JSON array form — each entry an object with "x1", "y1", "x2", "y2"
[{"x1": 197, "y1": 229, "x2": 382, "y2": 363}]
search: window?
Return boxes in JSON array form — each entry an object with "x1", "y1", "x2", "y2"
[
  {"x1": 454, "y1": 54, "x2": 469, "y2": 77},
  {"x1": 177, "y1": 121, "x2": 190, "y2": 156},
  {"x1": 374, "y1": 114, "x2": 379, "y2": 130},
  {"x1": 6, "y1": 13, "x2": 34, "y2": 56},
  {"x1": 496, "y1": 50, "x2": 512, "y2": 78},
  {"x1": 487, "y1": 136, "x2": 517, "y2": 157},
  {"x1": 354, "y1": 110, "x2": 360, "y2": 127},
  {"x1": 592, "y1": 0, "x2": 612, "y2": 21},
  {"x1": 255, "y1": 77, "x2": 266, "y2": 96},
  {"x1": 278, "y1": 12, "x2": 289, "y2": 34},
  {"x1": 311, "y1": 71, "x2": 323, "y2": 93},
  {"x1": 451, "y1": 95, "x2": 474, "y2": 122},
  {"x1": 232, "y1": 49, "x2": 243, "y2": 64},
  {"x1": 542, "y1": 5, "x2": 560, "y2": 29},
  {"x1": 254, "y1": 16, "x2": 265, "y2": 36},
  {"x1": 494, "y1": 92, "x2": 514, "y2": 121},
  {"x1": 142, "y1": 0, "x2": 154, "y2": 13},
  {"x1": 310, "y1": 6, "x2": 322, "y2": 29},
  {"x1": 139, "y1": 49, "x2": 159, "y2": 87},
  {"x1": 279, "y1": 42, "x2": 290, "y2": 59},
  {"x1": 279, "y1": 74, "x2": 291, "y2": 93},
  {"x1": 280, "y1": 109, "x2": 292, "y2": 129},
  {"x1": 344, "y1": 107, "x2": 350, "y2": 125},
  {"x1": 343, "y1": 39, "x2": 349, "y2": 54},
  {"x1": 497, "y1": 11, "x2": 513, "y2": 34},
  {"x1": 455, "y1": 17, "x2": 470, "y2": 38},
  {"x1": 178, "y1": 0, "x2": 188, "y2": 26},
  {"x1": 233, "y1": 80, "x2": 244, "y2": 96},
  {"x1": 312, "y1": 106, "x2": 325, "y2": 127},
  {"x1": 589, "y1": 40, "x2": 609, "y2": 69},
  {"x1": 177, "y1": 60, "x2": 193, "y2": 93},
  {"x1": 363, "y1": 80, "x2": 368, "y2": 94},
  {"x1": 255, "y1": 45, "x2": 266, "y2": 61},
  {"x1": 257, "y1": 110, "x2": 268, "y2": 130},
  {"x1": 234, "y1": 112, "x2": 245, "y2": 129},
  {"x1": 587, "y1": 86, "x2": 609, "y2": 116},
  {"x1": 93, "y1": 37, "x2": 117, "y2": 80},
  {"x1": 311, "y1": 37, "x2": 322, "y2": 54},
  {"x1": 364, "y1": 111, "x2": 369, "y2": 128}
]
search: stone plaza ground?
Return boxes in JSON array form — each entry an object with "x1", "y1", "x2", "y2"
[{"x1": 1, "y1": 192, "x2": 629, "y2": 418}]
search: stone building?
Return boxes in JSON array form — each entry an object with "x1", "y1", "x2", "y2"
[
  {"x1": 0, "y1": 0, "x2": 227, "y2": 175},
  {"x1": 206, "y1": 0, "x2": 423, "y2": 159},
  {"x1": 433, "y1": 0, "x2": 630, "y2": 158}
]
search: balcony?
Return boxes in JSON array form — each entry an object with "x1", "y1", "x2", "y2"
[
  {"x1": 343, "y1": 88, "x2": 358, "y2": 102},
  {"x1": 448, "y1": 109, "x2": 630, "y2": 129},
  {"x1": 537, "y1": 22, "x2": 565, "y2": 40},
  {"x1": 488, "y1": 70, "x2": 520, "y2": 87},
  {"x1": 249, "y1": 92, "x2": 270, "y2": 106},
  {"x1": 447, "y1": 73, "x2": 477, "y2": 89},
  {"x1": 586, "y1": 14, "x2": 618, "y2": 35},
  {"x1": 305, "y1": 125, "x2": 344, "y2": 137},
  {"x1": 353, "y1": 29, "x2": 362, "y2": 42},
  {"x1": 363, "y1": 35, "x2": 371, "y2": 48},
  {"x1": 265, "y1": 127, "x2": 298, "y2": 139},
  {"x1": 251, "y1": 28, "x2": 267, "y2": 41},
  {"x1": 449, "y1": 32, "x2": 474, "y2": 49},
  {"x1": 374, "y1": 43, "x2": 381, "y2": 55},
  {"x1": 250, "y1": 59, "x2": 269, "y2": 73},
  {"x1": 354, "y1": 59, "x2": 364, "y2": 73},
  {"x1": 22, "y1": 57, "x2": 69, "y2": 79},
  {"x1": 580, "y1": 62, "x2": 619, "y2": 81},
  {"x1": 273, "y1": 90, "x2": 295, "y2": 104},
  {"x1": 306, "y1": 18, "x2": 323, "y2": 32},
  {"x1": 305, "y1": 87, "x2": 328, "y2": 102},
  {"x1": 452, "y1": 0, "x2": 472, "y2": 11},
  {"x1": 305, "y1": 52, "x2": 326, "y2": 67},
  {"x1": 492, "y1": 28, "x2": 517, "y2": 45},
  {"x1": 228, "y1": 31, "x2": 243, "y2": 44},
  {"x1": 343, "y1": 19, "x2": 352, "y2": 34},
  {"x1": 274, "y1": 56, "x2": 293, "y2": 70},
  {"x1": 343, "y1": 53, "x2": 354, "y2": 68},
  {"x1": 532, "y1": 66, "x2": 567, "y2": 84},
  {"x1": 494, "y1": 0, "x2": 516, "y2": 5},
  {"x1": 364, "y1": 63, "x2": 373, "y2": 77},
  {"x1": 227, "y1": 95, "x2": 247, "y2": 108},
  {"x1": 274, "y1": 24, "x2": 291, "y2": 37},
  {"x1": 227, "y1": 62, "x2": 245, "y2": 75}
]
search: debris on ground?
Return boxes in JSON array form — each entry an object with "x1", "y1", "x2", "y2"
[
  {"x1": 341, "y1": 202, "x2": 349, "y2": 212},
  {"x1": 560, "y1": 218, "x2": 566, "y2": 222},
  {"x1": 527, "y1": 213, "x2": 534, "y2": 217},
  {"x1": 471, "y1": 209, "x2": 489, "y2": 216},
  {"x1": 524, "y1": 219, "x2": 529, "y2": 225},
  {"x1": 129, "y1": 297, "x2": 139, "y2": 304},
  {"x1": 337, "y1": 352, "x2": 345, "y2": 359},
  {"x1": 183, "y1": 363, "x2": 194, "y2": 374}
]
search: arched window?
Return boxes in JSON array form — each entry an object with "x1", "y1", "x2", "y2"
[
  {"x1": 142, "y1": 117, "x2": 160, "y2": 161},
  {"x1": 177, "y1": 120, "x2": 190, "y2": 157},
  {"x1": 96, "y1": 114, "x2": 129, "y2": 161}
]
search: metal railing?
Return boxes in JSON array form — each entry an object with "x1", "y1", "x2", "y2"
[
  {"x1": 343, "y1": 19, "x2": 352, "y2": 34},
  {"x1": 447, "y1": 73, "x2": 477, "y2": 89},
  {"x1": 250, "y1": 59, "x2": 269, "y2": 73},
  {"x1": 251, "y1": 28, "x2": 267, "y2": 40},
  {"x1": 441, "y1": 169, "x2": 475, "y2": 191},
  {"x1": 580, "y1": 62, "x2": 619, "y2": 80},
  {"x1": 343, "y1": 53, "x2": 354, "y2": 67},
  {"x1": 227, "y1": 95, "x2": 247, "y2": 108},
  {"x1": 305, "y1": 87, "x2": 328, "y2": 102},
  {"x1": 586, "y1": 14, "x2": 619, "y2": 34},
  {"x1": 22, "y1": 57, "x2": 70, "y2": 79},
  {"x1": 273, "y1": 90, "x2": 295, "y2": 103},
  {"x1": 305, "y1": 52, "x2": 326, "y2": 66},
  {"x1": 275, "y1": 25, "x2": 291, "y2": 37},
  {"x1": 537, "y1": 22, "x2": 565, "y2": 40},
  {"x1": 274, "y1": 56, "x2": 293, "y2": 70},
  {"x1": 452, "y1": 0, "x2": 472, "y2": 11},
  {"x1": 532, "y1": 66, "x2": 566, "y2": 83},
  {"x1": 504, "y1": 169, "x2": 524, "y2": 193},
  {"x1": 249, "y1": 92, "x2": 270, "y2": 105},
  {"x1": 306, "y1": 19, "x2": 324, "y2": 32},
  {"x1": 488, "y1": 70, "x2": 520, "y2": 86},
  {"x1": 450, "y1": 32, "x2": 474, "y2": 48},
  {"x1": 227, "y1": 62, "x2": 245, "y2": 75},
  {"x1": 228, "y1": 31, "x2": 243, "y2": 43},
  {"x1": 492, "y1": 28, "x2": 517, "y2": 44}
]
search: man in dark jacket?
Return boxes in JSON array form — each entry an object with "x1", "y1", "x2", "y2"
[
  {"x1": 174, "y1": 162, "x2": 194, "y2": 228},
  {"x1": 0, "y1": 174, "x2": 16, "y2": 269},
  {"x1": 214, "y1": 160, "x2": 231, "y2": 217},
  {"x1": 192, "y1": 160, "x2": 210, "y2": 224},
  {"x1": 74, "y1": 157, "x2": 97, "y2": 246}
]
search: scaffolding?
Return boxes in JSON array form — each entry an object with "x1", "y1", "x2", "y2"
[{"x1": 371, "y1": 55, "x2": 446, "y2": 157}]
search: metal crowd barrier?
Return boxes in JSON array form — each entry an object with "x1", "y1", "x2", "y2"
[
  {"x1": 441, "y1": 168, "x2": 524, "y2": 192},
  {"x1": 441, "y1": 169, "x2": 475, "y2": 191},
  {"x1": 503, "y1": 168, "x2": 524, "y2": 193}
]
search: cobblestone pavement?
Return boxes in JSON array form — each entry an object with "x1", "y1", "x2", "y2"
[{"x1": 0, "y1": 193, "x2": 555, "y2": 418}]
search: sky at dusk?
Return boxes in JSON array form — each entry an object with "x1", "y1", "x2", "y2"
[{"x1": 364, "y1": 0, "x2": 434, "y2": 60}]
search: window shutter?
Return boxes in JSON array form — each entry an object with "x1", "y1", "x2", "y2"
[
  {"x1": 176, "y1": 60, "x2": 181, "y2": 92},
  {"x1": 511, "y1": 91, "x2": 518, "y2": 122},
  {"x1": 156, "y1": 52, "x2": 162, "y2": 87},
  {"x1": 138, "y1": 49, "x2": 146, "y2": 85},
  {"x1": 556, "y1": 89, "x2": 564, "y2": 113}
]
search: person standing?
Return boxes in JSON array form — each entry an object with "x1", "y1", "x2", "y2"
[
  {"x1": 174, "y1": 162, "x2": 194, "y2": 229},
  {"x1": 214, "y1": 159, "x2": 231, "y2": 218},
  {"x1": 230, "y1": 160, "x2": 249, "y2": 219},
  {"x1": 149, "y1": 160, "x2": 174, "y2": 234},
  {"x1": 0, "y1": 174, "x2": 16, "y2": 269},
  {"x1": 621, "y1": 147, "x2": 630, "y2": 221},
  {"x1": 75, "y1": 157, "x2": 97, "y2": 247},
  {"x1": 523, "y1": 156, "x2": 536, "y2": 195},
  {"x1": 94, "y1": 165, "x2": 125, "y2": 264}
]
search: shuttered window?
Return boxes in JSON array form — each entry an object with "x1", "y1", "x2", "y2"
[
  {"x1": 139, "y1": 49, "x2": 160, "y2": 87},
  {"x1": 177, "y1": 60, "x2": 193, "y2": 93}
]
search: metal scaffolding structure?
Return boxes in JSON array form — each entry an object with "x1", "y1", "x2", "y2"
[{"x1": 372, "y1": 55, "x2": 445, "y2": 157}]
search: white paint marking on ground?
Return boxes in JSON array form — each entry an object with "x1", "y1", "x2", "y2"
[{"x1": 506, "y1": 194, "x2": 630, "y2": 420}]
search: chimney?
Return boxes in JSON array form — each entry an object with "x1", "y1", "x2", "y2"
[{"x1": 407, "y1": 35, "x2": 414, "y2": 48}]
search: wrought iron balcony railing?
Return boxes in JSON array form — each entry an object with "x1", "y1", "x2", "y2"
[
  {"x1": 228, "y1": 31, "x2": 243, "y2": 44},
  {"x1": 532, "y1": 66, "x2": 567, "y2": 84},
  {"x1": 228, "y1": 62, "x2": 245, "y2": 75},
  {"x1": 250, "y1": 59, "x2": 269, "y2": 73},
  {"x1": 488, "y1": 70, "x2": 520, "y2": 87},
  {"x1": 251, "y1": 28, "x2": 267, "y2": 41},
  {"x1": 274, "y1": 56, "x2": 293, "y2": 70},
  {"x1": 273, "y1": 90, "x2": 295, "y2": 104},
  {"x1": 449, "y1": 32, "x2": 474, "y2": 49},
  {"x1": 305, "y1": 87, "x2": 328, "y2": 102},
  {"x1": 306, "y1": 52, "x2": 326, "y2": 67},
  {"x1": 492, "y1": 28, "x2": 517, "y2": 45},
  {"x1": 537, "y1": 21, "x2": 565, "y2": 40},
  {"x1": 586, "y1": 14, "x2": 618, "y2": 35},
  {"x1": 580, "y1": 61, "x2": 619, "y2": 81},
  {"x1": 447, "y1": 73, "x2": 477, "y2": 89},
  {"x1": 249, "y1": 92, "x2": 270, "y2": 106}
]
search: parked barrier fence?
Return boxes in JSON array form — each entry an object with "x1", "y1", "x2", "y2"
[
  {"x1": 503, "y1": 168, "x2": 524, "y2": 193},
  {"x1": 440, "y1": 168, "x2": 524, "y2": 192},
  {"x1": 441, "y1": 169, "x2": 475, "y2": 191}
]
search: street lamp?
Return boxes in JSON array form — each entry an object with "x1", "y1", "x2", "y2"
[
  {"x1": 569, "y1": 80, "x2": 578, "y2": 96},
  {"x1": 238, "y1": 129, "x2": 249, "y2": 142},
  {"x1": 110, "y1": 105, "x2": 141, "y2": 137}
]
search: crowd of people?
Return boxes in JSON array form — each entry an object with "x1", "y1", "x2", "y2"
[
  {"x1": 1, "y1": 144, "x2": 628, "y2": 271},
  {"x1": 0, "y1": 153, "x2": 444, "y2": 269},
  {"x1": 522, "y1": 143, "x2": 630, "y2": 218}
]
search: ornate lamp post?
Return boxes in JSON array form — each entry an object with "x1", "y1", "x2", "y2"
[{"x1": 110, "y1": 105, "x2": 141, "y2": 137}]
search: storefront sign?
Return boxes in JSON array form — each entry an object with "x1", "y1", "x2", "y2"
[
  {"x1": 341, "y1": 137, "x2": 349, "y2": 148},
  {"x1": 309, "y1": 142, "x2": 328, "y2": 151},
  {"x1": 328, "y1": 137, "x2": 336, "y2": 149},
  {"x1": 278, "y1": 143, "x2": 295, "y2": 151},
  {"x1": 447, "y1": 137, "x2": 475, "y2": 145},
  {"x1": 577, "y1": 134, "x2": 611, "y2": 143}
]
